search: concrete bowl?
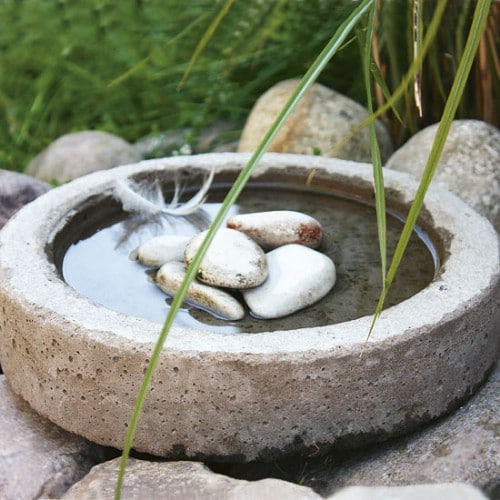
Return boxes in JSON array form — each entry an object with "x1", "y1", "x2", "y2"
[{"x1": 0, "y1": 153, "x2": 498, "y2": 461}]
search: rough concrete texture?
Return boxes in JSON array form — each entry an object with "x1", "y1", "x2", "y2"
[
  {"x1": 0, "y1": 154, "x2": 498, "y2": 460},
  {"x1": 0, "y1": 375, "x2": 109, "y2": 500},
  {"x1": 26, "y1": 130, "x2": 141, "y2": 184},
  {"x1": 238, "y1": 79, "x2": 393, "y2": 162},
  {"x1": 62, "y1": 459, "x2": 321, "y2": 500},
  {"x1": 314, "y1": 363, "x2": 499, "y2": 498},
  {"x1": 386, "y1": 120, "x2": 500, "y2": 232},
  {"x1": 0, "y1": 169, "x2": 50, "y2": 230}
]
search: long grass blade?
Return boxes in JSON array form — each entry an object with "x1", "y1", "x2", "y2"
[
  {"x1": 359, "y1": 5, "x2": 387, "y2": 286},
  {"x1": 115, "y1": 1, "x2": 374, "y2": 497},
  {"x1": 366, "y1": 0, "x2": 492, "y2": 344},
  {"x1": 346, "y1": 0, "x2": 449, "y2": 140},
  {"x1": 177, "y1": 0, "x2": 234, "y2": 91},
  {"x1": 413, "y1": 0, "x2": 423, "y2": 117}
]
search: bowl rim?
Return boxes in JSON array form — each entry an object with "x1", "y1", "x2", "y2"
[{"x1": 0, "y1": 152, "x2": 498, "y2": 356}]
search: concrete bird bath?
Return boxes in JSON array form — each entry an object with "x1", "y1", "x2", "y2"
[{"x1": 0, "y1": 153, "x2": 498, "y2": 462}]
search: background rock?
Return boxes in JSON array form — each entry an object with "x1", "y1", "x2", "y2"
[
  {"x1": 26, "y1": 130, "x2": 141, "y2": 184},
  {"x1": 0, "y1": 170, "x2": 50, "y2": 230},
  {"x1": 0, "y1": 375, "x2": 110, "y2": 500},
  {"x1": 134, "y1": 121, "x2": 238, "y2": 159},
  {"x1": 238, "y1": 79, "x2": 393, "y2": 162},
  {"x1": 386, "y1": 120, "x2": 500, "y2": 232}
]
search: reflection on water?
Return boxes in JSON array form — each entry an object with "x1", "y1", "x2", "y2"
[{"x1": 63, "y1": 187, "x2": 437, "y2": 334}]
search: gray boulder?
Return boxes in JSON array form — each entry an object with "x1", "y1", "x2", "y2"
[
  {"x1": 386, "y1": 120, "x2": 500, "y2": 231},
  {"x1": 26, "y1": 130, "x2": 141, "y2": 184},
  {"x1": 0, "y1": 169, "x2": 50, "y2": 230},
  {"x1": 238, "y1": 79, "x2": 393, "y2": 162}
]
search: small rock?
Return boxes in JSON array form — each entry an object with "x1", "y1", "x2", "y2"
[
  {"x1": 132, "y1": 234, "x2": 192, "y2": 267},
  {"x1": 26, "y1": 130, "x2": 141, "y2": 184},
  {"x1": 242, "y1": 244, "x2": 336, "y2": 319},
  {"x1": 227, "y1": 210, "x2": 322, "y2": 249},
  {"x1": 0, "y1": 170, "x2": 50, "y2": 230},
  {"x1": 238, "y1": 79, "x2": 393, "y2": 162},
  {"x1": 156, "y1": 261, "x2": 245, "y2": 320},
  {"x1": 62, "y1": 458, "x2": 321, "y2": 500},
  {"x1": 386, "y1": 119, "x2": 500, "y2": 231},
  {"x1": 192, "y1": 120, "x2": 238, "y2": 154},
  {"x1": 184, "y1": 228, "x2": 268, "y2": 289},
  {"x1": 134, "y1": 128, "x2": 193, "y2": 159}
]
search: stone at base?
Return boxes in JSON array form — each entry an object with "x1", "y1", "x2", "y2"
[
  {"x1": 61, "y1": 459, "x2": 321, "y2": 500},
  {"x1": 313, "y1": 364, "x2": 500, "y2": 498},
  {"x1": 0, "y1": 375, "x2": 109, "y2": 499}
]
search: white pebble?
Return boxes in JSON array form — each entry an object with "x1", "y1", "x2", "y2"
[
  {"x1": 184, "y1": 228, "x2": 268, "y2": 289},
  {"x1": 227, "y1": 210, "x2": 322, "y2": 249},
  {"x1": 131, "y1": 235, "x2": 191, "y2": 267},
  {"x1": 242, "y1": 244, "x2": 336, "y2": 319},
  {"x1": 156, "y1": 261, "x2": 245, "y2": 320}
]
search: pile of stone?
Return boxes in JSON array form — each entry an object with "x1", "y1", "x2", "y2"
[{"x1": 132, "y1": 210, "x2": 335, "y2": 321}]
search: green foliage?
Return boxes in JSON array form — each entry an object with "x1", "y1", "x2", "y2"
[{"x1": 0, "y1": 0, "x2": 363, "y2": 170}]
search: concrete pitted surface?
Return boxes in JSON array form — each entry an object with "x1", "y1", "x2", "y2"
[{"x1": 0, "y1": 153, "x2": 498, "y2": 461}]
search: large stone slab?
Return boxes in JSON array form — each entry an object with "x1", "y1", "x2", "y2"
[
  {"x1": 0, "y1": 153, "x2": 498, "y2": 461},
  {"x1": 62, "y1": 458, "x2": 321, "y2": 500},
  {"x1": 0, "y1": 375, "x2": 109, "y2": 500},
  {"x1": 61, "y1": 458, "x2": 489, "y2": 500}
]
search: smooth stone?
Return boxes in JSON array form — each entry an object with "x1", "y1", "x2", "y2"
[
  {"x1": 386, "y1": 120, "x2": 500, "y2": 232},
  {"x1": 156, "y1": 261, "x2": 245, "y2": 320},
  {"x1": 328, "y1": 484, "x2": 488, "y2": 500},
  {"x1": 227, "y1": 210, "x2": 322, "y2": 249},
  {"x1": 184, "y1": 228, "x2": 268, "y2": 289},
  {"x1": 243, "y1": 244, "x2": 336, "y2": 319},
  {"x1": 0, "y1": 169, "x2": 50, "y2": 230},
  {"x1": 0, "y1": 375, "x2": 108, "y2": 499},
  {"x1": 62, "y1": 458, "x2": 321, "y2": 500},
  {"x1": 26, "y1": 130, "x2": 141, "y2": 184},
  {"x1": 238, "y1": 79, "x2": 393, "y2": 162},
  {"x1": 132, "y1": 234, "x2": 191, "y2": 267}
]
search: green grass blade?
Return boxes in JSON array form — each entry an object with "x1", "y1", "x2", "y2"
[
  {"x1": 366, "y1": 0, "x2": 492, "y2": 343},
  {"x1": 115, "y1": 1, "x2": 374, "y2": 497},
  {"x1": 359, "y1": 5, "x2": 387, "y2": 285},
  {"x1": 354, "y1": 0, "x2": 449, "y2": 134},
  {"x1": 177, "y1": 0, "x2": 234, "y2": 91}
]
